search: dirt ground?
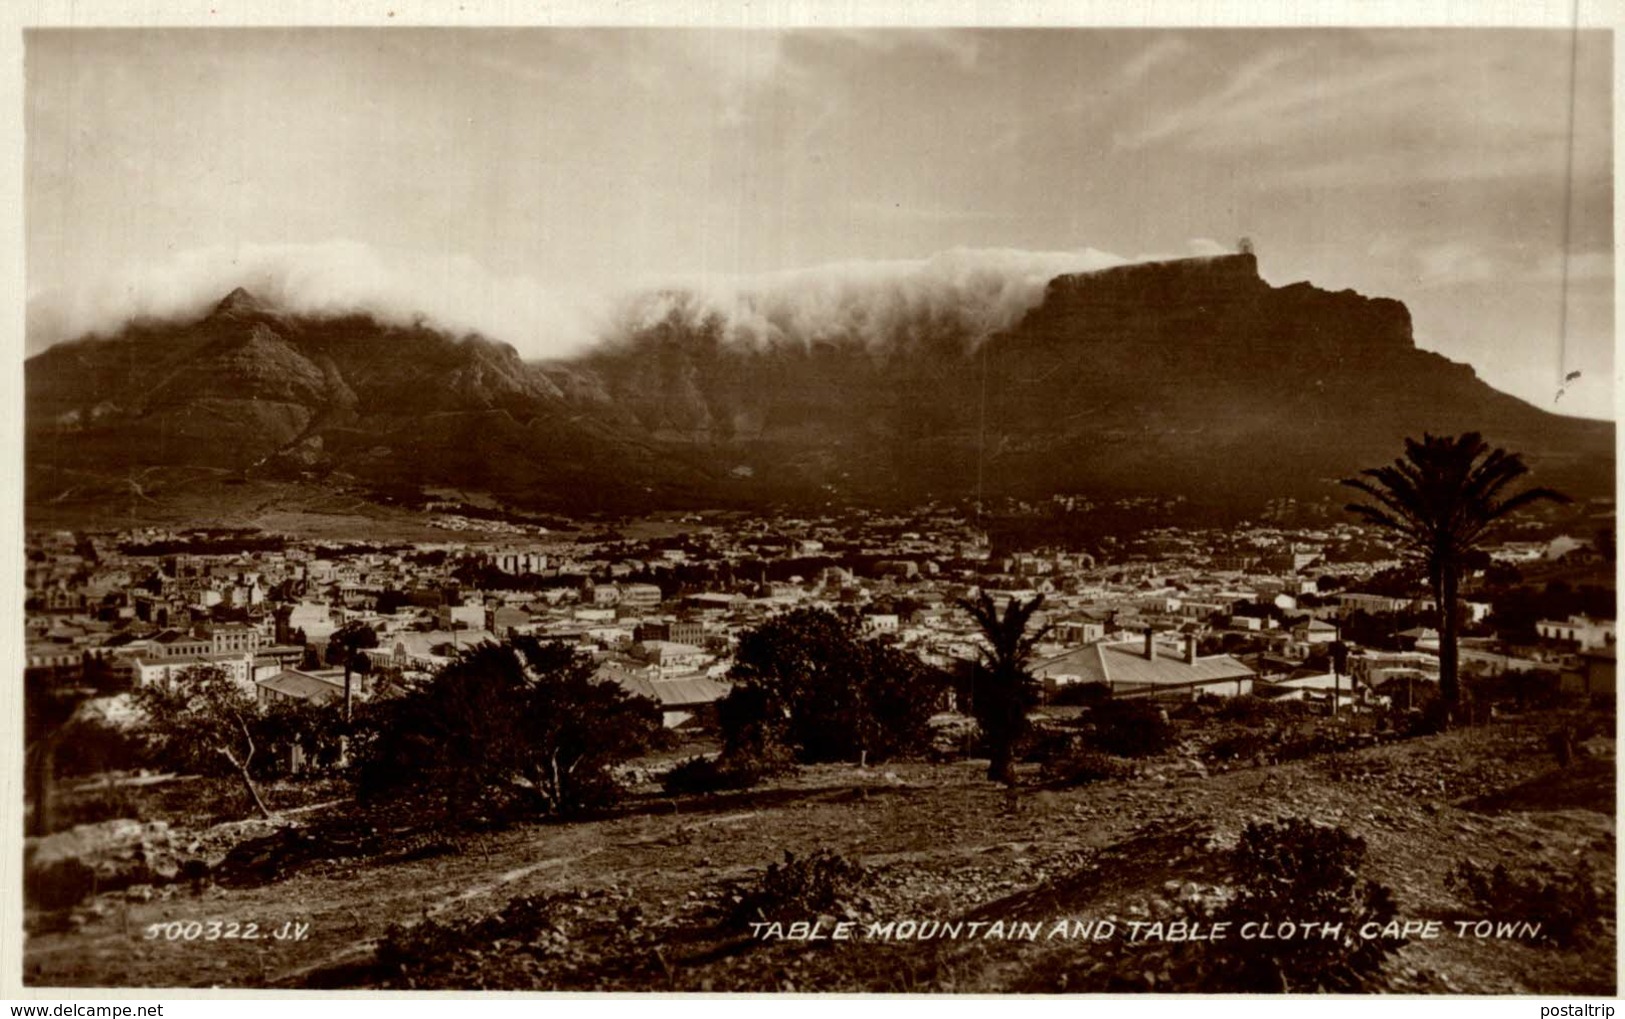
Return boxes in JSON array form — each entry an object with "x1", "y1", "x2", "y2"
[{"x1": 23, "y1": 711, "x2": 1616, "y2": 993}]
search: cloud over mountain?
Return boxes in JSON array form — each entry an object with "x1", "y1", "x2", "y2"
[{"x1": 26, "y1": 240, "x2": 1141, "y2": 360}]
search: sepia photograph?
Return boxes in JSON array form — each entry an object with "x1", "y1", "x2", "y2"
[{"x1": 16, "y1": 8, "x2": 1619, "y2": 996}]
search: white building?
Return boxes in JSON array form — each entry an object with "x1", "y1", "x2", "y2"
[{"x1": 1537, "y1": 615, "x2": 1617, "y2": 652}]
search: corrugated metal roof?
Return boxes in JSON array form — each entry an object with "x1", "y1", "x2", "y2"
[
  {"x1": 256, "y1": 670, "x2": 346, "y2": 704},
  {"x1": 607, "y1": 669, "x2": 731, "y2": 707},
  {"x1": 648, "y1": 675, "x2": 733, "y2": 706},
  {"x1": 1098, "y1": 643, "x2": 1254, "y2": 687},
  {"x1": 1038, "y1": 641, "x2": 1254, "y2": 688}
]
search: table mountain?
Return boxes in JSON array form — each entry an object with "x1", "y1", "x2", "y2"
[{"x1": 27, "y1": 253, "x2": 1612, "y2": 520}]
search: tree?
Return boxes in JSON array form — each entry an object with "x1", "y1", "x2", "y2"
[
  {"x1": 25, "y1": 670, "x2": 94, "y2": 837},
  {"x1": 724, "y1": 608, "x2": 944, "y2": 765},
  {"x1": 958, "y1": 592, "x2": 1052, "y2": 784},
  {"x1": 519, "y1": 639, "x2": 663, "y2": 815},
  {"x1": 1342, "y1": 433, "x2": 1568, "y2": 725},
  {"x1": 133, "y1": 665, "x2": 273, "y2": 819},
  {"x1": 354, "y1": 638, "x2": 660, "y2": 821},
  {"x1": 327, "y1": 620, "x2": 379, "y2": 719},
  {"x1": 251, "y1": 697, "x2": 349, "y2": 779}
]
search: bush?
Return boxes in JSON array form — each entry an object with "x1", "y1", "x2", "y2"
[
  {"x1": 1169, "y1": 697, "x2": 1219, "y2": 721},
  {"x1": 24, "y1": 856, "x2": 98, "y2": 912},
  {"x1": 1407, "y1": 697, "x2": 1451, "y2": 738},
  {"x1": 1206, "y1": 731, "x2": 1272, "y2": 763},
  {"x1": 661, "y1": 756, "x2": 762, "y2": 796},
  {"x1": 1040, "y1": 747, "x2": 1134, "y2": 787},
  {"x1": 1448, "y1": 859, "x2": 1602, "y2": 947},
  {"x1": 1018, "y1": 726, "x2": 1079, "y2": 764},
  {"x1": 1216, "y1": 696, "x2": 1309, "y2": 725},
  {"x1": 1204, "y1": 818, "x2": 1402, "y2": 992},
  {"x1": 250, "y1": 699, "x2": 349, "y2": 780},
  {"x1": 1048, "y1": 681, "x2": 1110, "y2": 707},
  {"x1": 51, "y1": 717, "x2": 153, "y2": 778},
  {"x1": 375, "y1": 892, "x2": 574, "y2": 988},
  {"x1": 1087, "y1": 700, "x2": 1176, "y2": 758},
  {"x1": 727, "y1": 850, "x2": 868, "y2": 930}
]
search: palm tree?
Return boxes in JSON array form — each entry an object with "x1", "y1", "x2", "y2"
[
  {"x1": 1342, "y1": 433, "x2": 1568, "y2": 724},
  {"x1": 329, "y1": 620, "x2": 379, "y2": 721},
  {"x1": 958, "y1": 591, "x2": 1052, "y2": 784}
]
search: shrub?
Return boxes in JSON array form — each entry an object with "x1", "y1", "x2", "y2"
[
  {"x1": 1169, "y1": 697, "x2": 1219, "y2": 721},
  {"x1": 375, "y1": 892, "x2": 574, "y2": 988},
  {"x1": 1040, "y1": 747, "x2": 1134, "y2": 787},
  {"x1": 727, "y1": 850, "x2": 868, "y2": 930},
  {"x1": 1018, "y1": 726, "x2": 1079, "y2": 764},
  {"x1": 51, "y1": 717, "x2": 154, "y2": 778},
  {"x1": 661, "y1": 755, "x2": 762, "y2": 796},
  {"x1": 1206, "y1": 731, "x2": 1272, "y2": 763},
  {"x1": 250, "y1": 698, "x2": 349, "y2": 780},
  {"x1": 1216, "y1": 696, "x2": 1308, "y2": 725},
  {"x1": 1512, "y1": 670, "x2": 1562, "y2": 710},
  {"x1": 1203, "y1": 818, "x2": 1402, "y2": 992},
  {"x1": 24, "y1": 856, "x2": 98, "y2": 912},
  {"x1": 1448, "y1": 859, "x2": 1601, "y2": 947},
  {"x1": 1087, "y1": 700, "x2": 1176, "y2": 758},
  {"x1": 1048, "y1": 681, "x2": 1110, "y2": 707},
  {"x1": 1407, "y1": 697, "x2": 1451, "y2": 738}
]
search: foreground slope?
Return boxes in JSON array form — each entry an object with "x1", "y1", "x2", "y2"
[{"x1": 24, "y1": 714, "x2": 1615, "y2": 993}]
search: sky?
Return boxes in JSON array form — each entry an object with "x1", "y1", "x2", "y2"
[{"x1": 23, "y1": 26, "x2": 1616, "y2": 418}]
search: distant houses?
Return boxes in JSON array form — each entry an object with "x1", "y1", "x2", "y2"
[{"x1": 1536, "y1": 614, "x2": 1616, "y2": 653}]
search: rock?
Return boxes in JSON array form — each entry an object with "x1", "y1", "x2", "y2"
[{"x1": 125, "y1": 884, "x2": 154, "y2": 903}]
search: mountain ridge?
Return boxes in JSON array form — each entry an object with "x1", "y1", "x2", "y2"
[{"x1": 25, "y1": 254, "x2": 1614, "y2": 522}]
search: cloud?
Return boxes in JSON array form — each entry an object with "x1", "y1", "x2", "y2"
[
  {"x1": 27, "y1": 241, "x2": 1138, "y2": 361},
  {"x1": 25, "y1": 240, "x2": 611, "y2": 359},
  {"x1": 675, "y1": 30, "x2": 796, "y2": 124},
  {"x1": 633, "y1": 246, "x2": 1130, "y2": 352},
  {"x1": 1394, "y1": 239, "x2": 1614, "y2": 291},
  {"x1": 1114, "y1": 36, "x2": 1194, "y2": 89},
  {"x1": 1414, "y1": 240, "x2": 1499, "y2": 288},
  {"x1": 850, "y1": 199, "x2": 1005, "y2": 224},
  {"x1": 1114, "y1": 47, "x2": 1296, "y2": 151},
  {"x1": 820, "y1": 28, "x2": 981, "y2": 71},
  {"x1": 1536, "y1": 250, "x2": 1615, "y2": 284},
  {"x1": 1113, "y1": 32, "x2": 1610, "y2": 192}
]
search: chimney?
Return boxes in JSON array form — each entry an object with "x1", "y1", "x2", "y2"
[
  {"x1": 1144, "y1": 627, "x2": 1156, "y2": 661},
  {"x1": 1186, "y1": 633, "x2": 1198, "y2": 664}
]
